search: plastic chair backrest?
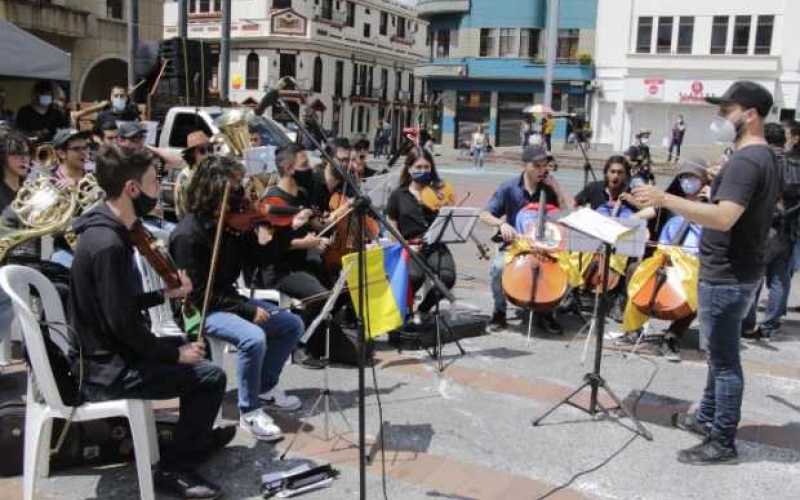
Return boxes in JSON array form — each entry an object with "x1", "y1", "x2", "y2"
[
  {"x1": 134, "y1": 252, "x2": 173, "y2": 332},
  {"x1": 0, "y1": 265, "x2": 69, "y2": 412}
]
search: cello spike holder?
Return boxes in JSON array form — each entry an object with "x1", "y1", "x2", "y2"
[{"x1": 532, "y1": 243, "x2": 653, "y2": 441}]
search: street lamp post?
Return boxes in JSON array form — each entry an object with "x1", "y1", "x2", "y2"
[{"x1": 543, "y1": 0, "x2": 560, "y2": 109}]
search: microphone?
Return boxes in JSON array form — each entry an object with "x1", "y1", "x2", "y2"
[{"x1": 255, "y1": 76, "x2": 296, "y2": 116}]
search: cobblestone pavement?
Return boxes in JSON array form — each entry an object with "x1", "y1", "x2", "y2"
[{"x1": 1, "y1": 162, "x2": 798, "y2": 500}]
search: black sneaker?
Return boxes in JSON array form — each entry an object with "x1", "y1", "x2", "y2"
[
  {"x1": 660, "y1": 335, "x2": 681, "y2": 362},
  {"x1": 677, "y1": 437, "x2": 738, "y2": 465},
  {"x1": 671, "y1": 412, "x2": 710, "y2": 438},
  {"x1": 487, "y1": 311, "x2": 508, "y2": 333},
  {"x1": 292, "y1": 348, "x2": 326, "y2": 370},
  {"x1": 536, "y1": 313, "x2": 563, "y2": 335},
  {"x1": 154, "y1": 468, "x2": 222, "y2": 499},
  {"x1": 741, "y1": 327, "x2": 762, "y2": 339},
  {"x1": 209, "y1": 425, "x2": 237, "y2": 451}
]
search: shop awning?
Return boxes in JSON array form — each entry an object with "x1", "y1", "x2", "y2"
[{"x1": 0, "y1": 20, "x2": 71, "y2": 80}]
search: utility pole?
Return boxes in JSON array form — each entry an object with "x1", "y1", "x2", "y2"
[
  {"x1": 543, "y1": 0, "x2": 560, "y2": 109},
  {"x1": 220, "y1": 0, "x2": 232, "y2": 102},
  {"x1": 127, "y1": 0, "x2": 140, "y2": 90},
  {"x1": 178, "y1": 0, "x2": 188, "y2": 38}
]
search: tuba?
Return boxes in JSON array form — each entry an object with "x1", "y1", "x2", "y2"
[
  {"x1": 0, "y1": 176, "x2": 78, "y2": 262},
  {"x1": 215, "y1": 108, "x2": 271, "y2": 201},
  {"x1": 34, "y1": 144, "x2": 58, "y2": 169}
]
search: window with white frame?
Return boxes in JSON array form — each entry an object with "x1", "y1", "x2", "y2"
[
  {"x1": 499, "y1": 28, "x2": 516, "y2": 57},
  {"x1": 479, "y1": 28, "x2": 496, "y2": 57},
  {"x1": 755, "y1": 15, "x2": 774, "y2": 55},
  {"x1": 677, "y1": 17, "x2": 694, "y2": 54},
  {"x1": 656, "y1": 17, "x2": 673, "y2": 53},
  {"x1": 519, "y1": 28, "x2": 540, "y2": 58},
  {"x1": 732, "y1": 15, "x2": 751, "y2": 54},
  {"x1": 636, "y1": 16, "x2": 653, "y2": 53},
  {"x1": 710, "y1": 16, "x2": 729, "y2": 54}
]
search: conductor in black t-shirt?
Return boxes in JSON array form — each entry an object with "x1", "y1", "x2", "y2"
[{"x1": 633, "y1": 81, "x2": 780, "y2": 465}]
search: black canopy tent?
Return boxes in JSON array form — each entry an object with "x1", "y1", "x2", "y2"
[{"x1": 0, "y1": 20, "x2": 71, "y2": 81}]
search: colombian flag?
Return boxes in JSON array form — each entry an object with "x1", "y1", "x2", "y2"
[{"x1": 342, "y1": 243, "x2": 409, "y2": 339}]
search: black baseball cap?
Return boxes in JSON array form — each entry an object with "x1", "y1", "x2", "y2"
[
  {"x1": 522, "y1": 144, "x2": 548, "y2": 163},
  {"x1": 705, "y1": 81, "x2": 773, "y2": 117},
  {"x1": 52, "y1": 128, "x2": 90, "y2": 149}
]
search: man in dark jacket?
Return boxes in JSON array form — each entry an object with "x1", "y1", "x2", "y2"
[
  {"x1": 15, "y1": 80, "x2": 68, "y2": 141},
  {"x1": 95, "y1": 85, "x2": 140, "y2": 132},
  {"x1": 70, "y1": 144, "x2": 230, "y2": 499}
]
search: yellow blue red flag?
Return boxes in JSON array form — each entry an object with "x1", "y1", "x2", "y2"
[{"x1": 342, "y1": 243, "x2": 409, "y2": 338}]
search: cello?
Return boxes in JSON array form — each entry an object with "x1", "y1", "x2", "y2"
[
  {"x1": 631, "y1": 219, "x2": 694, "y2": 321},
  {"x1": 501, "y1": 189, "x2": 568, "y2": 312},
  {"x1": 581, "y1": 197, "x2": 633, "y2": 292}
]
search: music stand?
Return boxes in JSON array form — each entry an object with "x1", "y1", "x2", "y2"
[
  {"x1": 532, "y1": 209, "x2": 652, "y2": 440},
  {"x1": 422, "y1": 207, "x2": 480, "y2": 371}
]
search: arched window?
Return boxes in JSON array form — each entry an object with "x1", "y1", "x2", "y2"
[
  {"x1": 245, "y1": 52, "x2": 259, "y2": 90},
  {"x1": 313, "y1": 56, "x2": 323, "y2": 93}
]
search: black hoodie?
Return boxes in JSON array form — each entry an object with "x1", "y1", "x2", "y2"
[{"x1": 69, "y1": 203, "x2": 179, "y2": 386}]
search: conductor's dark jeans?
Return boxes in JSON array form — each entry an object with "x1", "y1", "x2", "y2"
[
  {"x1": 83, "y1": 360, "x2": 226, "y2": 471},
  {"x1": 694, "y1": 280, "x2": 758, "y2": 447}
]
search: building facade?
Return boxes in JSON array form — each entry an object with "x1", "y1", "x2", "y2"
[
  {"x1": 417, "y1": 0, "x2": 597, "y2": 149},
  {"x1": 163, "y1": 0, "x2": 428, "y2": 142},
  {"x1": 592, "y1": 0, "x2": 800, "y2": 152},
  {"x1": 0, "y1": 0, "x2": 164, "y2": 105}
]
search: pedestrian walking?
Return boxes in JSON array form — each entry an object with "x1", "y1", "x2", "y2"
[
  {"x1": 471, "y1": 125, "x2": 488, "y2": 169},
  {"x1": 668, "y1": 114, "x2": 687, "y2": 162}
]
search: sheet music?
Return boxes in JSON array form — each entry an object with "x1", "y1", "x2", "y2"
[
  {"x1": 559, "y1": 210, "x2": 648, "y2": 258},
  {"x1": 142, "y1": 121, "x2": 159, "y2": 146},
  {"x1": 559, "y1": 208, "x2": 635, "y2": 245},
  {"x1": 244, "y1": 146, "x2": 277, "y2": 175},
  {"x1": 363, "y1": 170, "x2": 398, "y2": 210}
]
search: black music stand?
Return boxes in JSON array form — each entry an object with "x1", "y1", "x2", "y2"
[
  {"x1": 566, "y1": 116, "x2": 597, "y2": 188},
  {"x1": 532, "y1": 209, "x2": 652, "y2": 440},
  {"x1": 421, "y1": 207, "x2": 480, "y2": 371}
]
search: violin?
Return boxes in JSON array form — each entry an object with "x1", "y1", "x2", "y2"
[
  {"x1": 322, "y1": 190, "x2": 380, "y2": 271},
  {"x1": 225, "y1": 195, "x2": 314, "y2": 234},
  {"x1": 501, "y1": 189, "x2": 568, "y2": 311},
  {"x1": 631, "y1": 219, "x2": 694, "y2": 321},
  {"x1": 129, "y1": 219, "x2": 181, "y2": 289}
]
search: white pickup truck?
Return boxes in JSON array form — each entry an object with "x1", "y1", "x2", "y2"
[{"x1": 156, "y1": 106, "x2": 317, "y2": 220}]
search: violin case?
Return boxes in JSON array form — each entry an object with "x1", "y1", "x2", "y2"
[{"x1": 388, "y1": 308, "x2": 488, "y2": 351}]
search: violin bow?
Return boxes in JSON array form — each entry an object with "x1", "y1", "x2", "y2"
[{"x1": 196, "y1": 180, "x2": 232, "y2": 344}]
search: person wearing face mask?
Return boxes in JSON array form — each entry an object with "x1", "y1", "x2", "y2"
[
  {"x1": 480, "y1": 145, "x2": 573, "y2": 334},
  {"x1": 668, "y1": 115, "x2": 687, "y2": 163},
  {"x1": 170, "y1": 155, "x2": 305, "y2": 441},
  {"x1": 69, "y1": 144, "x2": 233, "y2": 499},
  {"x1": 15, "y1": 80, "x2": 68, "y2": 141},
  {"x1": 617, "y1": 159, "x2": 710, "y2": 361},
  {"x1": 633, "y1": 81, "x2": 780, "y2": 465},
  {"x1": 387, "y1": 146, "x2": 457, "y2": 320},
  {"x1": 174, "y1": 130, "x2": 211, "y2": 219},
  {"x1": 95, "y1": 86, "x2": 140, "y2": 132}
]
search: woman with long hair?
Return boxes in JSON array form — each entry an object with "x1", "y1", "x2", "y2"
[{"x1": 386, "y1": 146, "x2": 456, "y2": 319}]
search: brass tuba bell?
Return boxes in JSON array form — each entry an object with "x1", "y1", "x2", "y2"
[{"x1": 214, "y1": 108, "x2": 253, "y2": 158}]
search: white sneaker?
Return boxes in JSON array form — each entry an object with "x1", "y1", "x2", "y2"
[
  {"x1": 239, "y1": 408, "x2": 283, "y2": 442},
  {"x1": 259, "y1": 387, "x2": 302, "y2": 411}
]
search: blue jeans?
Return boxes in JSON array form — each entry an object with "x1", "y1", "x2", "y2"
[
  {"x1": 743, "y1": 252, "x2": 792, "y2": 332},
  {"x1": 695, "y1": 280, "x2": 759, "y2": 446},
  {"x1": 205, "y1": 299, "x2": 304, "y2": 413},
  {"x1": 490, "y1": 250, "x2": 507, "y2": 315},
  {"x1": 473, "y1": 146, "x2": 485, "y2": 168}
]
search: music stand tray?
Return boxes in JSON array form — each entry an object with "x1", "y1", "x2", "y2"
[
  {"x1": 532, "y1": 209, "x2": 652, "y2": 440},
  {"x1": 420, "y1": 207, "x2": 480, "y2": 371}
]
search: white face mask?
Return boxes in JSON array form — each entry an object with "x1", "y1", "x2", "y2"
[
  {"x1": 38, "y1": 95, "x2": 52, "y2": 107},
  {"x1": 111, "y1": 97, "x2": 126, "y2": 112},
  {"x1": 709, "y1": 116, "x2": 740, "y2": 144}
]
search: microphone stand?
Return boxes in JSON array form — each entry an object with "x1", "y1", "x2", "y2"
[
  {"x1": 270, "y1": 95, "x2": 455, "y2": 500},
  {"x1": 566, "y1": 115, "x2": 596, "y2": 188}
]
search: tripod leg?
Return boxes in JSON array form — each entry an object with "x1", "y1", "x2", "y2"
[
  {"x1": 527, "y1": 309, "x2": 534, "y2": 346},
  {"x1": 599, "y1": 381, "x2": 654, "y2": 441},
  {"x1": 532, "y1": 379, "x2": 593, "y2": 426}
]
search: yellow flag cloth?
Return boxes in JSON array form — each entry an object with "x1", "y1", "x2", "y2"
[{"x1": 622, "y1": 246, "x2": 699, "y2": 332}]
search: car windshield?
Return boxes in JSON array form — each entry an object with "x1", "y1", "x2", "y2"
[{"x1": 250, "y1": 116, "x2": 291, "y2": 147}]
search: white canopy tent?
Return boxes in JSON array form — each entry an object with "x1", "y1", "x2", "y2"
[{"x1": 0, "y1": 20, "x2": 71, "y2": 81}]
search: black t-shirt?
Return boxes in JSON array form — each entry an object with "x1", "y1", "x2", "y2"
[
  {"x1": 15, "y1": 105, "x2": 68, "y2": 141},
  {"x1": 386, "y1": 186, "x2": 436, "y2": 240},
  {"x1": 0, "y1": 181, "x2": 16, "y2": 211},
  {"x1": 95, "y1": 106, "x2": 140, "y2": 131},
  {"x1": 699, "y1": 144, "x2": 780, "y2": 283},
  {"x1": 574, "y1": 180, "x2": 636, "y2": 212}
]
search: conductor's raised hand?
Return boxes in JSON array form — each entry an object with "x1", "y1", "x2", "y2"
[{"x1": 632, "y1": 185, "x2": 666, "y2": 208}]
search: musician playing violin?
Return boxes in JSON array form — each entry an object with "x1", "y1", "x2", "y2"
[
  {"x1": 480, "y1": 145, "x2": 573, "y2": 334},
  {"x1": 386, "y1": 146, "x2": 456, "y2": 320},
  {"x1": 69, "y1": 145, "x2": 232, "y2": 499},
  {"x1": 616, "y1": 158, "x2": 710, "y2": 362},
  {"x1": 251, "y1": 144, "x2": 335, "y2": 368},
  {"x1": 169, "y1": 155, "x2": 305, "y2": 441}
]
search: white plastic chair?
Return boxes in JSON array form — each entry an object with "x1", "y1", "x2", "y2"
[{"x1": 0, "y1": 265, "x2": 159, "y2": 500}]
